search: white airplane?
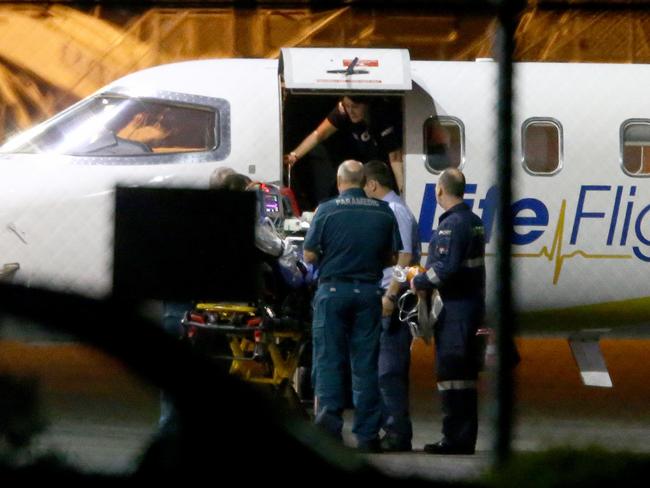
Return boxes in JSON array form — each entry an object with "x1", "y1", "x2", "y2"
[{"x1": 0, "y1": 48, "x2": 648, "y2": 385}]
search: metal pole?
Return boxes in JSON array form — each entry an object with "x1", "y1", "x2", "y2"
[{"x1": 493, "y1": 0, "x2": 520, "y2": 467}]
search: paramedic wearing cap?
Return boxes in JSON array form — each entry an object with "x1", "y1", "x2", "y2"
[
  {"x1": 303, "y1": 160, "x2": 401, "y2": 452},
  {"x1": 285, "y1": 95, "x2": 404, "y2": 193},
  {"x1": 412, "y1": 168, "x2": 485, "y2": 455},
  {"x1": 363, "y1": 160, "x2": 420, "y2": 452}
]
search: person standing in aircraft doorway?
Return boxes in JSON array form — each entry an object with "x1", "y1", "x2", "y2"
[
  {"x1": 363, "y1": 160, "x2": 420, "y2": 452},
  {"x1": 411, "y1": 168, "x2": 485, "y2": 455},
  {"x1": 285, "y1": 95, "x2": 404, "y2": 194}
]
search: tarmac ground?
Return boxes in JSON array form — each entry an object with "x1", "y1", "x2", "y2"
[{"x1": 1, "y1": 331, "x2": 649, "y2": 482}]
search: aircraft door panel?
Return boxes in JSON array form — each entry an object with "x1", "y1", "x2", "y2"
[{"x1": 404, "y1": 80, "x2": 437, "y2": 251}]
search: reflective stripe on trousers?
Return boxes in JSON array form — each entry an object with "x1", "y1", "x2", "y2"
[
  {"x1": 437, "y1": 380, "x2": 478, "y2": 391},
  {"x1": 461, "y1": 257, "x2": 484, "y2": 269}
]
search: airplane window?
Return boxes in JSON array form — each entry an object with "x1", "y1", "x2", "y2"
[
  {"x1": 3, "y1": 96, "x2": 217, "y2": 157},
  {"x1": 423, "y1": 116, "x2": 464, "y2": 174},
  {"x1": 621, "y1": 120, "x2": 650, "y2": 176},
  {"x1": 522, "y1": 118, "x2": 562, "y2": 175}
]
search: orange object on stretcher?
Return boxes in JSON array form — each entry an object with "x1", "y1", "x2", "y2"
[
  {"x1": 405, "y1": 265, "x2": 425, "y2": 282},
  {"x1": 393, "y1": 265, "x2": 426, "y2": 283}
]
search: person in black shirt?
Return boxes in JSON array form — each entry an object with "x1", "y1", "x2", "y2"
[{"x1": 285, "y1": 95, "x2": 404, "y2": 193}]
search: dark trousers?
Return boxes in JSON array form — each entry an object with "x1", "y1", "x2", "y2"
[
  {"x1": 434, "y1": 304, "x2": 481, "y2": 448},
  {"x1": 311, "y1": 282, "x2": 383, "y2": 444},
  {"x1": 439, "y1": 388, "x2": 478, "y2": 448},
  {"x1": 378, "y1": 310, "x2": 413, "y2": 444}
]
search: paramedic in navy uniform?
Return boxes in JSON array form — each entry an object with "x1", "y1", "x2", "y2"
[
  {"x1": 412, "y1": 168, "x2": 486, "y2": 455},
  {"x1": 303, "y1": 160, "x2": 401, "y2": 453},
  {"x1": 285, "y1": 95, "x2": 404, "y2": 193},
  {"x1": 363, "y1": 160, "x2": 420, "y2": 452}
]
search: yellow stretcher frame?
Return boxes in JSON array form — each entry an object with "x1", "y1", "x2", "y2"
[{"x1": 189, "y1": 303, "x2": 307, "y2": 388}]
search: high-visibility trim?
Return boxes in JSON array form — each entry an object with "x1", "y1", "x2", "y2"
[
  {"x1": 197, "y1": 303, "x2": 257, "y2": 314},
  {"x1": 426, "y1": 267, "x2": 440, "y2": 285},
  {"x1": 462, "y1": 257, "x2": 485, "y2": 268},
  {"x1": 580, "y1": 372, "x2": 613, "y2": 388},
  {"x1": 437, "y1": 380, "x2": 477, "y2": 391}
]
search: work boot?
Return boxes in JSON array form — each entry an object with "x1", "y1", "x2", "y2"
[
  {"x1": 423, "y1": 439, "x2": 475, "y2": 455},
  {"x1": 356, "y1": 438, "x2": 383, "y2": 454},
  {"x1": 380, "y1": 436, "x2": 412, "y2": 453}
]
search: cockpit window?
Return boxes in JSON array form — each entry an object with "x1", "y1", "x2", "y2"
[{"x1": 3, "y1": 95, "x2": 217, "y2": 156}]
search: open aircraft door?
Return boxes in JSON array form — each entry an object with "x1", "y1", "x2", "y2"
[
  {"x1": 279, "y1": 47, "x2": 412, "y2": 209},
  {"x1": 280, "y1": 47, "x2": 412, "y2": 93}
]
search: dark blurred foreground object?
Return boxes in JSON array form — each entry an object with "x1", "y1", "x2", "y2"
[
  {"x1": 0, "y1": 375, "x2": 45, "y2": 456},
  {"x1": 2, "y1": 285, "x2": 650, "y2": 485},
  {"x1": 0, "y1": 284, "x2": 405, "y2": 483},
  {"x1": 113, "y1": 186, "x2": 259, "y2": 302},
  {"x1": 486, "y1": 447, "x2": 650, "y2": 488},
  {"x1": 0, "y1": 184, "x2": 422, "y2": 483}
]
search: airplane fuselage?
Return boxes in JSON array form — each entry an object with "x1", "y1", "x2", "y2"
[{"x1": 0, "y1": 55, "x2": 647, "y2": 330}]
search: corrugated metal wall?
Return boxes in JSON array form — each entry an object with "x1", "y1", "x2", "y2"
[{"x1": 1, "y1": 4, "x2": 649, "y2": 140}]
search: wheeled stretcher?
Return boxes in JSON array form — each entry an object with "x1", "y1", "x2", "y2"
[{"x1": 181, "y1": 302, "x2": 311, "y2": 400}]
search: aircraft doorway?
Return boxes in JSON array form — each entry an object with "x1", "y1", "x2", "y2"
[
  {"x1": 282, "y1": 93, "x2": 343, "y2": 211},
  {"x1": 282, "y1": 93, "x2": 404, "y2": 211},
  {"x1": 279, "y1": 47, "x2": 412, "y2": 211}
]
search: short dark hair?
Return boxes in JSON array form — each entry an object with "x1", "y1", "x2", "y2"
[
  {"x1": 364, "y1": 160, "x2": 393, "y2": 189},
  {"x1": 439, "y1": 168, "x2": 465, "y2": 198},
  {"x1": 344, "y1": 94, "x2": 370, "y2": 105},
  {"x1": 221, "y1": 173, "x2": 251, "y2": 192}
]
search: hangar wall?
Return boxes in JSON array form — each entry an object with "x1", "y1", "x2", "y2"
[{"x1": 1, "y1": 3, "x2": 650, "y2": 140}]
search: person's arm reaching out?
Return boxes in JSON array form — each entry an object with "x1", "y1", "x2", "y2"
[{"x1": 285, "y1": 118, "x2": 338, "y2": 167}]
